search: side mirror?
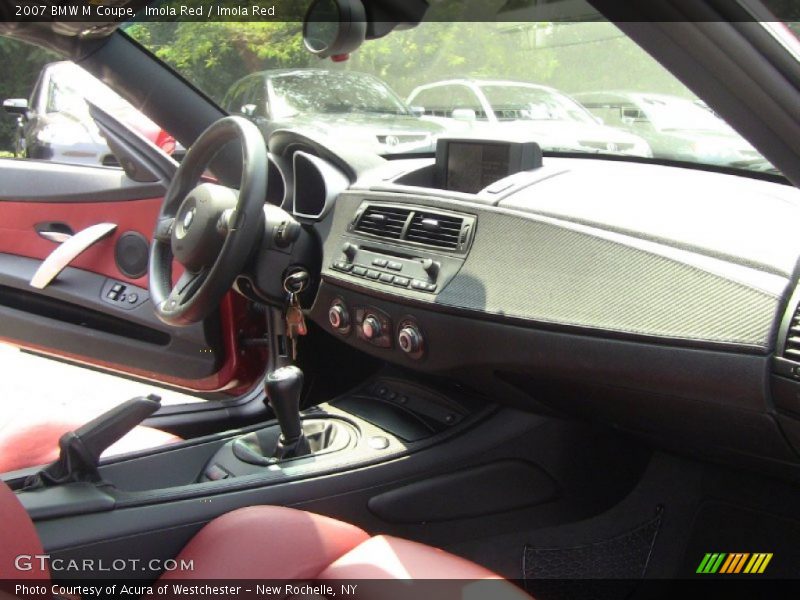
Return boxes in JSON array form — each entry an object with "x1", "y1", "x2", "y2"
[
  {"x1": 240, "y1": 104, "x2": 257, "y2": 117},
  {"x1": 451, "y1": 108, "x2": 477, "y2": 122},
  {"x1": 3, "y1": 98, "x2": 28, "y2": 116},
  {"x1": 409, "y1": 106, "x2": 425, "y2": 117}
]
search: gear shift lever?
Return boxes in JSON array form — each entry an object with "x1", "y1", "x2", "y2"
[{"x1": 265, "y1": 365, "x2": 309, "y2": 458}]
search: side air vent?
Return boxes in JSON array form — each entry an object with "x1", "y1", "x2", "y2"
[
  {"x1": 784, "y1": 304, "x2": 800, "y2": 361},
  {"x1": 406, "y1": 211, "x2": 464, "y2": 250},
  {"x1": 354, "y1": 205, "x2": 411, "y2": 239}
]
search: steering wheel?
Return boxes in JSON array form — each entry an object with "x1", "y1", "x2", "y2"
[{"x1": 149, "y1": 116, "x2": 267, "y2": 326}]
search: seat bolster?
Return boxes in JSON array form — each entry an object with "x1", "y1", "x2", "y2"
[
  {"x1": 318, "y1": 534, "x2": 503, "y2": 579},
  {"x1": 0, "y1": 482, "x2": 49, "y2": 580},
  {"x1": 157, "y1": 506, "x2": 370, "y2": 581}
]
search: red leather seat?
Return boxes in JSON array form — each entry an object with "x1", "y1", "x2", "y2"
[{"x1": 0, "y1": 482, "x2": 529, "y2": 596}]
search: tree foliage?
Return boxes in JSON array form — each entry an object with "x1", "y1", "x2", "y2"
[{"x1": 2, "y1": 17, "x2": 799, "y2": 152}]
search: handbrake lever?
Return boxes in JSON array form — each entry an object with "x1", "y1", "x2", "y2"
[{"x1": 24, "y1": 394, "x2": 162, "y2": 489}]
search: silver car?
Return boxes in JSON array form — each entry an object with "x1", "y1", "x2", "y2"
[
  {"x1": 223, "y1": 69, "x2": 450, "y2": 155},
  {"x1": 408, "y1": 78, "x2": 652, "y2": 157}
]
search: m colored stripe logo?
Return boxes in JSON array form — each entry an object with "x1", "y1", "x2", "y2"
[{"x1": 696, "y1": 553, "x2": 773, "y2": 574}]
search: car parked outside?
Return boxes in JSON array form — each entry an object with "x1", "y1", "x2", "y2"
[
  {"x1": 222, "y1": 69, "x2": 450, "y2": 155},
  {"x1": 407, "y1": 78, "x2": 652, "y2": 157},
  {"x1": 574, "y1": 91, "x2": 762, "y2": 167},
  {"x1": 1, "y1": 61, "x2": 181, "y2": 167}
]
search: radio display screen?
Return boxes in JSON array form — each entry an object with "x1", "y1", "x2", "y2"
[{"x1": 445, "y1": 141, "x2": 512, "y2": 193}]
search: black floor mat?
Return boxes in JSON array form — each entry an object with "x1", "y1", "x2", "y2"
[{"x1": 523, "y1": 506, "x2": 663, "y2": 600}]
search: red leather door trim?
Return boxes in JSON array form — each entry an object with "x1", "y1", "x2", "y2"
[{"x1": 0, "y1": 197, "x2": 164, "y2": 286}]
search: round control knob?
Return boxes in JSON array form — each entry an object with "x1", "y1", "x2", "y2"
[
  {"x1": 398, "y1": 325, "x2": 423, "y2": 355},
  {"x1": 328, "y1": 303, "x2": 349, "y2": 330},
  {"x1": 362, "y1": 315, "x2": 382, "y2": 340}
]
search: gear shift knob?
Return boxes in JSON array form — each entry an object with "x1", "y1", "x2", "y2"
[{"x1": 265, "y1": 365, "x2": 304, "y2": 444}]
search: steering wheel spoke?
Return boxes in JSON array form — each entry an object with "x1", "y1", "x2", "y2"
[
  {"x1": 153, "y1": 217, "x2": 176, "y2": 243},
  {"x1": 163, "y1": 269, "x2": 207, "y2": 311}
]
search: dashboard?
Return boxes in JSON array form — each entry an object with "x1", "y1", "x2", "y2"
[{"x1": 263, "y1": 131, "x2": 800, "y2": 470}]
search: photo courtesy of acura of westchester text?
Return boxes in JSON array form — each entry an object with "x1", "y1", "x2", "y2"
[{"x1": 1, "y1": 0, "x2": 800, "y2": 598}]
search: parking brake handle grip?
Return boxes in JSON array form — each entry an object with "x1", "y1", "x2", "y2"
[{"x1": 25, "y1": 395, "x2": 163, "y2": 489}]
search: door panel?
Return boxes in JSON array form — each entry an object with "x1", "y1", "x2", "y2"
[
  {"x1": 0, "y1": 160, "x2": 262, "y2": 394},
  {"x1": 0, "y1": 196, "x2": 162, "y2": 286}
]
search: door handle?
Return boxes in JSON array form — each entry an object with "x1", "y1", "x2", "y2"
[
  {"x1": 30, "y1": 223, "x2": 117, "y2": 289},
  {"x1": 38, "y1": 230, "x2": 73, "y2": 243},
  {"x1": 35, "y1": 222, "x2": 74, "y2": 244}
]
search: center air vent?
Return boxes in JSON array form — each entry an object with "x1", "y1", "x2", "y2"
[
  {"x1": 351, "y1": 203, "x2": 476, "y2": 253},
  {"x1": 354, "y1": 206, "x2": 411, "y2": 239},
  {"x1": 406, "y1": 211, "x2": 464, "y2": 250}
]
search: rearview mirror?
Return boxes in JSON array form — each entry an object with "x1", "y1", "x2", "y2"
[
  {"x1": 303, "y1": 0, "x2": 367, "y2": 59},
  {"x1": 240, "y1": 104, "x2": 257, "y2": 117},
  {"x1": 2, "y1": 98, "x2": 28, "y2": 115},
  {"x1": 451, "y1": 108, "x2": 477, "y2": 122}
]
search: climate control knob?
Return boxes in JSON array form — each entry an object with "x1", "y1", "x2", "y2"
[
  {"x1": 398, "y1": 325, "x2": 423, "y2": 355},
  {"x1": 362, "y1": 315, "x2": 382, "y2": 340},
  {"x1": 328, "y1": 303, "x2": 349, "y2": 331}
]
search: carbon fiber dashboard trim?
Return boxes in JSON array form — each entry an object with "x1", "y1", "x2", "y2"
[{"x1": 323, "y1": 191, "x2": 786, "y2": 349}]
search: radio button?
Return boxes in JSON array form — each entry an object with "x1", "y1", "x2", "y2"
[
  {"x1": 372, "y1": 258, "x2": 388, "y2": 267},
  {"x1": 333, "y1": 261, "x2": 352, "y2": 271},
  {"x1": 393, "y1": 277, "x2": 410, "y2": 287},
  {"x1": 379, "y1": 273, "x2": 394, "y2": 283},
  {"x1": 387, "y1": 261, "x2": 402, "y2": 271},
  {"x1": 366, "y1": 270, "x2": 381, "y2": 280},
  {"x1": 352, "y1": 266, "x2": 367, "y2": 276}
]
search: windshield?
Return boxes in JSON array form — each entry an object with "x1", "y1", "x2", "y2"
[
  {"x1": 269, "y1": 71, "x2": 410, "y2": 118},
  {"x1": 480, "y1": 85, "x2": 595, "y2": 124},
  {"x1": 632, "y1": 96, "x2": 737, "y2": 133},
  {"x1": 124, "y1": 6, "x2": 790, "y2": 172}
]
